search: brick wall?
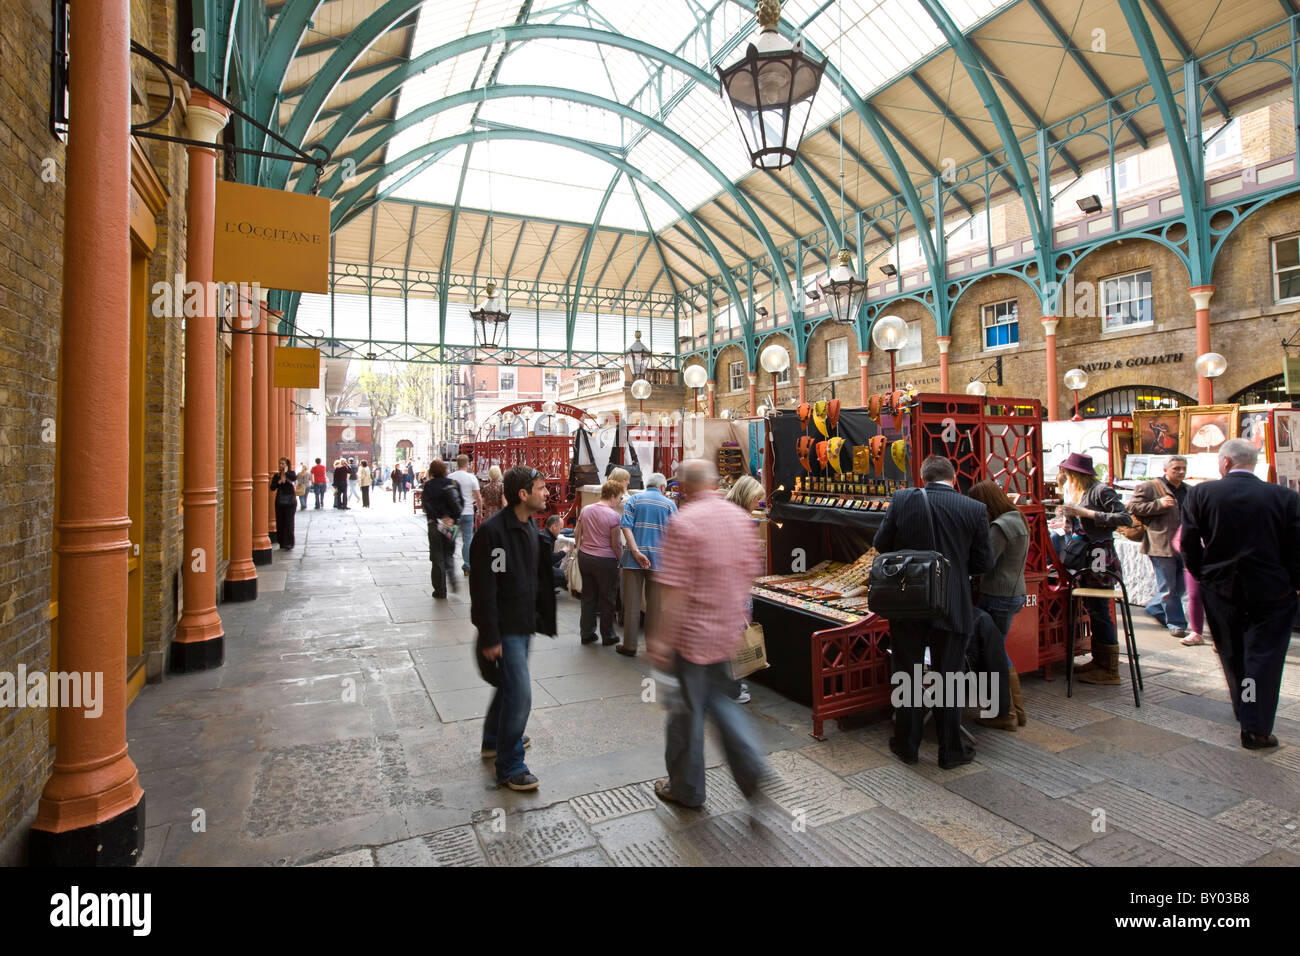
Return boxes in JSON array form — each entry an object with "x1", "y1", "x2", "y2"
[{"x1": 0, "y1": 0, "x2": 65, "y2": 862}]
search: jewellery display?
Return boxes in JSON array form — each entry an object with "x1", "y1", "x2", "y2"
[
  {"x1": 751, "y1": 549, "x2": 880, "y2": 623},
  {"x1": 789, "y1": 474, "x2": 900, "y2": 509}
]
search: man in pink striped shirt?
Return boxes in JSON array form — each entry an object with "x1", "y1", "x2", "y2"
[{"x1": 649, "y1": 459, "x2": 768, "y2": 808}]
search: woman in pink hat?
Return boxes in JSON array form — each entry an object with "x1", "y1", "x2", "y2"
[{"x1": 1055, "y1": 452, "x2": 1134, "y2": 685}]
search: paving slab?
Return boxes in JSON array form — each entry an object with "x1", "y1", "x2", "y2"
[
  {"x1": 591, "y1": 808, "x2": 710, "y2": 867},
  {"x1": 474, "y1": 803, "x2": 597, "y2": 866},
  {"x1": 1154, "y1": 741, "x2": 1300, "y2": 813},
  {"x1": 1060, "y1": 743, "x2": 1249, "y2": 817},
  {"x1": 820, "y1": 807, "x2": 975, "y2": 866},
  {"x1": 1074, "y1": 830, "x2": 1197, "y2": 867},
  {"x1": 1211, "y1": 798, "x2": 1300, "y2": 855},
  {"x1": 375, "y1": 826, "x2": 487, "y2": 866},
  {"x1": 987, "y1": 841, "x2": 1087, "y2": 866},
  {"x1": 945, "y1": 769, "x2": 1102, "y2": 852}
]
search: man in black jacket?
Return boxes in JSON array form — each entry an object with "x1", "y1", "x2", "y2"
[
  {"x1": 873, "y1": 455, "x2": 994, "y2": 769},
  {"x1": 332, "y1": 459, "x2": 351, "y2": 509},
  {"x1": 470, "y1": 465, "x2": 557, "y2": 791},
  {"x1": 1181, "y1": 438, "x2": 1300, "y2": 749}
]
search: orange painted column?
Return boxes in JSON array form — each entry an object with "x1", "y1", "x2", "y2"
[
  {"x1": 747, "y1": 372, "x2": 757, "y2": 413},
  {"x1": 706, "y1": 381, "x2": 715, "y2": 417},
  {"x1": 1041, "y1": 317, "x2": 1061, "y2": 420},
  {"x1": 251, "y1": 295, "x2": 271, "y2": 563},
  {"x1": 1190, "y1": 286, "x2": 1215, "y2": 405},
  {"x1": 172, "y1": 91, "x2": 230, "y2": 672},
  {"x1": 224, "y1": 294, "x2": 257, "y2": 601},
  {"x1": 858, "y1": 351, "x2": 869, "y2": 405},
  {"x1": 267, "y1": 331, "x2": 279, "y2": 542},
  {"x1": 795, "y1": 363, "x2": 807, "y2": 404},
  {"x1": 936, "y1": 336, "x2": 951, "y2": 393},
  {"x1": 29, "y1": 0, "x2": 145, "y2": 865}
]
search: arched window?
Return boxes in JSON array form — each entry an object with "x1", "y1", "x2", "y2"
[
  {"x1": 1078, "y1": 385, "x2": 1193, "y2": 418},
  {"x1": 396, "y1": 439, "x2": 413, "y2": 460},
  {"x1": 1227, "y1": 374, "x2": 1296, "y2": 406}
]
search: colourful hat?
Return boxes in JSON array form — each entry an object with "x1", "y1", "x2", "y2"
[
  {"x1": 827, "y1": 436, "x2": 846, "y2": 474},
  {"x1": 1057, "y1": 452, "x2": 1097, "y2": 478},
  {"x1": 813, "y1": 400, "x2": 829, "y2": 438}
]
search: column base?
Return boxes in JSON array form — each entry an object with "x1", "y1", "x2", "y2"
[
  {"x1": 223, "y1": 576, "x2": 258, "y2": 602},
  {"x1": 28, "y1": 794, "x2": 145, "y2": 867},
  {"x1": 170, "y1": 635, "x2": 224, "y2": 672},
  {"x1": 252, "y1": 548, "x2": 273, "y2": 566}
]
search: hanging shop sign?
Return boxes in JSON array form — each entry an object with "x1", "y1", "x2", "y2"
[
  {"x1": 1283, "y1": 355, "x2": 1300, "y2": 393},
  {"x1": 273, "y1": 346, "x2": 321, "y2": 388},
  {"x1": 213, "y1": 181, "x2": 329, "y2": 292}
]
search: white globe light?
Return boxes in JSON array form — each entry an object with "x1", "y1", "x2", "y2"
[
  {"x1": 502, "y1": 411, "x2": 515, "y2": 424},
  {"x1": 1194, "y1": 352, "x2": 1227, "y2": 378},
  {"x1": 756, "y1": 404, "x2": 769, "y2": 418},
  {"x1": 966, "y1": 380, "x2": 988, "y2": 396},
  {"x1": 631, "y1": 378, "x2": 652, "y2": 400},
  {"x1": 760, "y1": 343, "x2": 790, "y2": 374},
  {"x1": 1063, "y1": 368, "x2": 1088, "y2": 391},
  {"x1": 541, "y1": 400, "x2": 558, "y2": 415},
  {"x1": 871, "y1": 314, "x2": 909, "y2": 353},
  {"x1": 465, "y1": 418, "x2": 477, "y2": 432},
  {"x1": 683, "y1": 364, "x2": 708, "y2": 389}
]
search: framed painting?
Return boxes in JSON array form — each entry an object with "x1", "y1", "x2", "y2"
[
  {"x1": 1180, "y1": 405, "x2": 1238, "y2": 455},
  {"x1": 1131, "y1": 408, "x2": 1181, "y2": 455},
  {"x1": 1238, "y1": 404, "x2": 1273, "y2": 460}
]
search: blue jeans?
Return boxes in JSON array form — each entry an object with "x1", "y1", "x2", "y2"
[
  {"x1": 458, "y1": 514, "x2": 475, "y2": 571},
  {"x1": 977, "y1": 593, "x2": 1023, "y2": 667},
  {"x1": 664, "y1": 656, "x2": 767, "y2": 807},
  {"x1": 482, "y1": 634, "x2": 533, "y2": 781},
  {"x1": 312, "y1": 483, "x2": 326, "y2": 508},
  {"x1": 1146, "y1": 555, "x2": 1187, "y2": 628},
  {"x1": 1053, "y1": 532, "x2": 1117, "y2": 646}
]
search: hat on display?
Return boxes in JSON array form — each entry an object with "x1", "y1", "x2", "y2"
[
  {"x1": 867, "y1": 393, "x2": 882, "y2": 426},
  {"x1": 813, "y1": 400, "x2": 829, "y2": 437},
  {"x1": 868, "y1": 435, "x2": 887, "y2": 476},
  {"x1": 798, "y1": 402, "x2": 811, "y2": 428},
  {"x1": 1057, "y1": 452, "x2": 1097, "y2": 478},
  {"x1": 891, "y1": 439, "x2": 908, "y2": 473},
  {"x1": 827, "y1": 436, "x2": 846, "y2": 474},
  {"x1": 827, "y1": 398, "x2": 841, "y2": 433},
  {"x1": 816, "y1": 440, "x2": 829, "y2": 469},
  {"x1": 797, "y1": 435, "x2": 814, "y2": 472}
]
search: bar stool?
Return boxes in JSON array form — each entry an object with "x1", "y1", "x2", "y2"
[{"x1": 1066, "y1": 568, "x2": 1142, "y2": 707}]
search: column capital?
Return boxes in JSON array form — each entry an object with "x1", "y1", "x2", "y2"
[
  {"x1": 936, "y1": 336, "x2": 951, "y2": 354},
  {"x1": 796, "y1": 363, "x2": 807, "y2": 377},
  {"x1": 857, "y1": 351, "x2": 869, "y2": 367},
  {"x1": 706, "y1": 381, "x2": 715, "y2": 392},
  {"x1": 746, "y1": 372, "x2": 757, "y2": 385},
  {"x1": 1040, "y1": 316, "x2": 1061, "y2": 336},
  {"x1": 185, "y1": 91, "x2": 230, "y2": 145},
  {"x1": 1189, "y1": 285, "x2": 1215, "y2": 311}
]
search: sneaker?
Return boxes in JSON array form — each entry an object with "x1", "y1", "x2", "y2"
[
  {"x1": 1169, "y1": 626, "x2": 1188, "y2": 638},
  {"x1": 501, "y1": 772, "x2": 540, "y2": 791},
  {"x1": 734, "y1": 683, "x2": 751, "y2": 704},
  {"x1": 481, "y1": 736, "x2": 530, "y2": 759},
  {"x1": 1181, "y1": 632, "x2": 1206, "y2": 646}
]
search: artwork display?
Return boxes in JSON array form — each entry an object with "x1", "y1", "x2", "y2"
[
  {"x1": 1179, "y1": 405, "x2": 1237, "y2": 455},
  {"x1": 1123, "y1": 454, "x2": 1151, "y2": 480},
  {"x1": 1131, "y1": 409, "x2": 1181, "y2": 455},
  {"x1": 1238, "y1": 405, "x2": 1273, "y2": 458}
]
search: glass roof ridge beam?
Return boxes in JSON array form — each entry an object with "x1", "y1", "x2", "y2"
[
  {"x1": 1024, "y1": 0, "x2": 1149, "y2": 150},
  {"x1": 438, "y1": 144, "x2": 475, "y2": 348}
]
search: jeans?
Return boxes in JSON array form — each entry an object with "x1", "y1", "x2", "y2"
[
  {"x1": 1052, "y1": 532, "x2": 1116, "y2": 646},
  {"x1": 664, "y1": 655, "x2": 767, "y2": 807},
  {"x1": 428, "y1": 521, "x2": 457, "y2": 596},
  {"x1": 348, "y1": 478, "x2": 360, "y2": 502},
  {"x1": 458, "y1": 514, "x2": 475, "y2": 571},
  {"x1": 1146, "y1": 555, "x2": 1188, "y2": 628},
  {"x1": 298, "y1": 492, "x2": 308, "y2": 511},
  {"x1": 974, "y1": 594, "x2": 1020, "y2": 717},
  {"x1": 578, "y1": 552, "x2": 619, "y2": 643},
  {"x1": 482, "y1": 634, "x2": 534, "y2": 781},
  {"x1": 977, "y1": 593, "x2": 1023, "y2": 668},
  {"x1": 312, "y1": 483, "x2": 326, "y2": 508}
]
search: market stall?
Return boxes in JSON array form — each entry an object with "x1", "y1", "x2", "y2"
[{"x1": 753, "y1": 392, "x2": 1070, "y2": 739}]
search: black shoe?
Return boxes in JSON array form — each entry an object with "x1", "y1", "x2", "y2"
[
  {"x1": 581, "y1": 637, "x2": 598, "y2": 645},
  {"x1": 500, "y1": 772, "x2": 540, "y2": 791},
  {"x1": 1241, "y1": 731, "x2": 1279, "y2": 750},
  {"x1": 432, "y1": 591, "x2": 447, "y2": 599},
  {"x1": 938, "y1": 747, "x2": 976, "y2": 770},
  {"x1": 888, "y1": 737, "x2": 918, "y2": 765},
  {"x1": 601, "y1": 636, "x2": 620, "y2": 646},
  {"x1": 615, "y1": 644, "x2": 637, "y2": 657}
]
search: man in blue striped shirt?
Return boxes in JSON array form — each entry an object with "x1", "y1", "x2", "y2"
[{"x1": 615, "y1": 473, "x2": 677, "y2": 658}]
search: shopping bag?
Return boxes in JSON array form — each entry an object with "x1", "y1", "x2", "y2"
[
  {"x1": 566, "y1": 522, "x2": 583, "y2": 596},
  {"x1": 731, "y1": 623, "x2": 770, "y2": 680}
]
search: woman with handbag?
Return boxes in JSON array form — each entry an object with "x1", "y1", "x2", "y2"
[
  {"x1": 294, "y1": 463, "x2": 310, "y2": 511},
  {"x1": 576, "y1": 481, "x2": 624, "y2": 645},
  {"x1": 421, "y1": 460, "x2": 464, "y2": 598},
  {"x1": 1055, "y1": 452, "x2": 1134, "y2": 684}
]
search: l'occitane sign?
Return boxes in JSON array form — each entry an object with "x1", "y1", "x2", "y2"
[
  {"x1": 273, "y1": 346, "x2": 321, "y2": 388},
  {"x1": 213, "y1": 181, "x2": 329, "y2": 293}
]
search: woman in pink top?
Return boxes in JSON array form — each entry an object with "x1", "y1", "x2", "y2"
[{"x1": 577, "y1": 480, "x2": 625, "y2": 645}]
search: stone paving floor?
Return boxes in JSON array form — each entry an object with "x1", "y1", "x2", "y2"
[{"x1": 130, "y1": 490, "x2": 1300, "y2": 866}]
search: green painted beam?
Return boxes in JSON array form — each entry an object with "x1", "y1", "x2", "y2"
[
  {"x1": 1142, "y1": 0, "x2": 1232, "y2": 121},
  {"x1": 567, "y1": 172, "x2": 624, "y2": 354}
]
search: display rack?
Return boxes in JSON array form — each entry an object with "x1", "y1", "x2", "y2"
[{"x1": 755, "y1": 392, "x2": 1072, "y2": 739}]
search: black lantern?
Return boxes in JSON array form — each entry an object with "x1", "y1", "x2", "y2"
[
  {"x1": 819, "y1": 249, "x2": 868, "y2": 326},
  {"x1": 470, "y1": 280, "x2": 510, "y2": 349},
  {"x1": 717, "y1": 0, "x2": 825, "y2": 171},
  {"x1": 626, "y1": 329, "x2": 652, "y2": 377}
]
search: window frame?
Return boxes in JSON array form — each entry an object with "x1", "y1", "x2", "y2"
[
  {"x1": 1100, "y1": 268, "x2": 1154, "y2": 333},
  {"x1": 543, "y1": 370, "x2": 559, "y2": 394},
  {"x1": 827, "y1": 336, "x2": 849, "y2": 377},
  {"x1": 728, "y1": 360, "x2": 745, "y2": 392},
  {"x1": 894, "y1": 321, "x2": 923, "y2": 367},
  {"x1": 498, "y1": 369, "x2": 517, "y2": 396},
  {"x1": 1273, "y1": 234, "x2": 1300, "y2": 305},
  {"x1": 981, "y1": 299, "x2": 1020, "y2": 351}
]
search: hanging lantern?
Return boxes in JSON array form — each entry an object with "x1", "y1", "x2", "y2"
[
  {"x1": 626, "y1": 329, "x2": 652, "y2": 377},
  {"x1": 470, "y1": 280, "x2": 510, "y2": 349},
  {"x1": 717, "y1": 0, "x2": 826, "y2": 171},
  {"x1": 820, "y1": 249, "x2": 869, "y2": 326}
]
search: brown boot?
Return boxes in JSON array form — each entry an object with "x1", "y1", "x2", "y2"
[
  {"x1": 976, "y1": 710, "x2": 1018, "y2": 731},
  {"x1": 1008, "y1": 667, "x2": 1026, "y2": 726},
  {"x1": 1076, "y1": 644, "x2": 1121, "y2": 685}
]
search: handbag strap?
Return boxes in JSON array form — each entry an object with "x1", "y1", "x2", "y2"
[{"x1": 918, "y1": 486, "x2": 938, "y2": 552}]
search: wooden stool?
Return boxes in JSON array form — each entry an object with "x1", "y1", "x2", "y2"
[{"x1": 1067, "y1": 574, "x2": 1142, "y2": 707}]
